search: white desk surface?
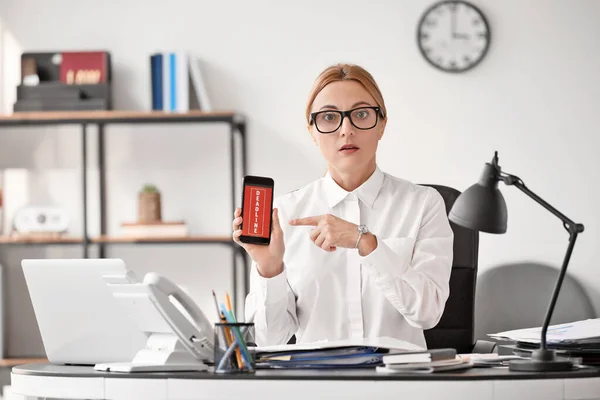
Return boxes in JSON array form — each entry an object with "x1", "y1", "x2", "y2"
[{"x1": 9, "y1": 362, "x2": 600, "y2": 400}]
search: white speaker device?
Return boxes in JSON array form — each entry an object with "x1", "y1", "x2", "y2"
[{"x1": 13, "y1": 206, "x2": 70, "y2": 234}]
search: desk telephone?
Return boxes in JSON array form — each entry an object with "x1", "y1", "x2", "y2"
[{"x1": 94, "y1": 272, "x2": 215, "y2": 372}]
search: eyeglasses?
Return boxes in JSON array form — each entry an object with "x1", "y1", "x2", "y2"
[{"x1": 309, "y1": 106, "x2": 383, "y2": 134}]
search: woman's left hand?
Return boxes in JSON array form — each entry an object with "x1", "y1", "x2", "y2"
[{"x1": 289, "y1": 214, "x2": 358, "y2": 252}]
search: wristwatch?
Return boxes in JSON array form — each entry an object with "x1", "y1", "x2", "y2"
[{"x1": 355, "y1": 225, "x2": 369, "y2": 248}]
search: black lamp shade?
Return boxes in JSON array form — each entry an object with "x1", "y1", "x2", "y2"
[{"x1": 449, "y1": 162, "x2": 508, "y2": 234}]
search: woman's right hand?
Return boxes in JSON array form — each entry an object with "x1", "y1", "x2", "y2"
[{"x1": 232, "y1": 207, "x2": 285, "y2": 278}]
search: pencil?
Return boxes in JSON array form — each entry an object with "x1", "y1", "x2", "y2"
[
  {"x1": 212, "y1": 290, "x2": 221, "y2": 320},
  {"x1": 225, "y1": 291, "x2": 244, "y2": 368},
  {"x1": 225, "y1": 291, "x2": 235, "y2": 320},
  {"x1": 212, "y1": 291, "x2": 230, "y2": 353}
]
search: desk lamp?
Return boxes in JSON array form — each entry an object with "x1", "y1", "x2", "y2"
[{"x1": 448, "y1": 151, "x2": 584, "y2": 372}]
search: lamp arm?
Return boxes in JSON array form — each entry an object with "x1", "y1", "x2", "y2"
[
  {"x1": 499, "y1": 172, "x2": 584, "y2": 351},
  {"x1": 534, "y1": 232, "x2": 580, "y2": 351},
  {"x1": 499, "y1": 173, "x2": 584, "y2": 235}
]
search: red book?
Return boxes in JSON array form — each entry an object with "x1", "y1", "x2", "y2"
[{"x1": 59, "y1": 51, "x2": 109, "y2": 84}]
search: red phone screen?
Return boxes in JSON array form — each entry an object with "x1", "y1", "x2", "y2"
[{"x1": 242, "y1": 185, "x2": 273, "y2": 238}]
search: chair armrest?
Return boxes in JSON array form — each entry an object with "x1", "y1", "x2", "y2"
[{"x1": 472, "y1": 340, "x2": 498, "y2": 354}]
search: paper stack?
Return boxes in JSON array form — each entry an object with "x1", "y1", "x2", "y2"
[
  {"x1": 488, "y1": 318, "x2": 600, "y2": 365},
  {"x1": 488, "y1": 318, "x2": 600, "y2": 345}
]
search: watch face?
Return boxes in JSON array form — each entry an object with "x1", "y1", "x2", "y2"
[{"x1": 417, "y1": 0, "x2": 490, "y2": 73}]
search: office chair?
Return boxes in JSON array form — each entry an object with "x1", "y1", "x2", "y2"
[
  {"x1": 474, "y1": 261, "x2": 596, "y2": 343},
  {"x1": 421, "y1": 184, "x2": 496, "y2": 354}
]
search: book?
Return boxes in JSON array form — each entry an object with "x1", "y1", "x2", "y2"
[
  {"x1": 60, "y1": 51, "x2": 110, "y2": 84},
  {"x1": 382, "y1": 348, "x2": 457, "y2": 365},
  {"x1": 150, "y1": 54, "x2": 163, "y2": 111},
  {"x1": 175, "y1": 52, "x2": 189, "y2": 112},
  {"x1": 119, "y1": 221, "x2": 188, "y2": 238},
  {"x1": 376, "y1": 357, "x2": 473, "y2": 374},
  {"x1": 188, "y1": 56, "x2": 212, "y2": 111},
  {"x1": 169, "y1": 53, "x2": 176, "y2": 111},
  {"x1": 162, "y1": 52, "x2": 172, "y2": 111}
]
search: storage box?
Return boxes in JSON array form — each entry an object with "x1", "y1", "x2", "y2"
[{"x1": 14, "y1": 51, "x2": 112, "y2": 111}]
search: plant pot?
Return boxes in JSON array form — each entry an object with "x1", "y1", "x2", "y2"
[{"x1": 138, "y1": 192, "x2": 162, "y2": 223}]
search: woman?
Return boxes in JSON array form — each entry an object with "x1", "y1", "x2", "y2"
[{"x1": 232, "y1": 63, "x2": 454, "y2": 348}]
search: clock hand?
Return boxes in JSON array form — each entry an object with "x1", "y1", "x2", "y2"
[{"x1": 451, "y1": 4, "x2": 457, "y2": 38}]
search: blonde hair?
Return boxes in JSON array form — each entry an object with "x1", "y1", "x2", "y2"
[{"x1": 305, "y1": 63, "x2": 388, "y2": 124}]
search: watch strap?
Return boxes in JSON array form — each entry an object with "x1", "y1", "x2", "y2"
[{"x1": 355, "y1": 225, "x2": 368, "y2": 249}]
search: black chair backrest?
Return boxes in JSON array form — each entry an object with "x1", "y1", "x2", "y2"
[{"x1": 421, "y1": 184, "x2": 479, "y2": 354}]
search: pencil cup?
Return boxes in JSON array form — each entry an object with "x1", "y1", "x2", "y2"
[{"x1": 214, "y1": 322, "x2": 256, "y2": 374}]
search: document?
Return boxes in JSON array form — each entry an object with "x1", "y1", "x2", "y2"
[{"x1": 488, "y1": 318, "x2": 600, "y2": 345}]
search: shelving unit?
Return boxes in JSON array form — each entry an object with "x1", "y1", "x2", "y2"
[
  {"x1": 0, "y1": 358, "x2": 47, "y2": 367},
  {"x1": 0, "y1": 236, "x2": 84, "y2": 244},
  {"x1": 0, "y1": 110, "x2": 249, "y2": 311},
  {"x1": 0, "y1": 235, "x2": 232, "y2": 244},
  {"x1": 92, "y1": 235, "x2": 232, "y2": 244}
]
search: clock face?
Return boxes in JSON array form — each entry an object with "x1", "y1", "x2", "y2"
[{"x1": 417, "y1": 0, "x2": 491, "y2": 73}]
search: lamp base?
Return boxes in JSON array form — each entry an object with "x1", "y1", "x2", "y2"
[{"x1": 509, "y1": 349, "x2": 574, "y2": 372}]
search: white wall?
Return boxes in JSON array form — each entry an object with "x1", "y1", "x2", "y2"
[{"x1": 0, "y1": 0, "x2": 598, "y2": 356}]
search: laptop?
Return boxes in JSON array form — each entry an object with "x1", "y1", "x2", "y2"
[{"x1": 22, "y1": 258, "x2": 148, "y2": 365}]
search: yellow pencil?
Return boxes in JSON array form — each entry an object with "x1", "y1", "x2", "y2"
[
  {"x1": 226, "y1": 291, "x2": 244, "y2": 368},
  {"x1": 213, "y1": 291, "x2": 237, "y2": 366}
]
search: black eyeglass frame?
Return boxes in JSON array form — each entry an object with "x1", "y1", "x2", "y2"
[{"x1": 309, "y1": 106, "x2": 384, "y2": 134}]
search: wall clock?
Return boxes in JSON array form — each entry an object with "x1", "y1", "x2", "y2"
[{"x1": 417, "y1": 1, "x2": 491, "y2": 73}]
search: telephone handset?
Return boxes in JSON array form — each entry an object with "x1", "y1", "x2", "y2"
[
  {"x1": 94, "y1": 272, "x2": 215, "y2": 372},
  {"x1": 144, "y1": 272, "x2": 214, "y2": 362}
]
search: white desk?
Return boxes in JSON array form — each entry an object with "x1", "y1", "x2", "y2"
[{"x1": 9, "y1": 363, "x2": 600, "y2": 400}]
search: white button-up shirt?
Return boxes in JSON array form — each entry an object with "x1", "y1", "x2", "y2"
[{"x1": 244, "y1": 166, "x2": 454, "y2": 348}]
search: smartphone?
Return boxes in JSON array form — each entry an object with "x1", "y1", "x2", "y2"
[{"x1": 239, "y1": 175, "x2": 274, "y2": 245}]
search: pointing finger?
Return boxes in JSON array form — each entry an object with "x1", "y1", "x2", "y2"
[{"x1": 290, "y1": 215, "x2": 321, "y2": 226}]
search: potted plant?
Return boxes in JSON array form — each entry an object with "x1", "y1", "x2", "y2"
[{"x1": 138, "y1": 183, "x2": 162, "y2": 223}]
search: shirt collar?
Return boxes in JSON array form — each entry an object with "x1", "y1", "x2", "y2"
[{"x1": 323, "y1": 166, "x2": 385, "y2": 209}]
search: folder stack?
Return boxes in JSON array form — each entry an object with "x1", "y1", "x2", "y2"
[
  {"x1": 252, "y1": 337, "x2": 424, "y2": 370},
  {"x1": 256, "y1": 346, "x2": 385, "y2": 369}
]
